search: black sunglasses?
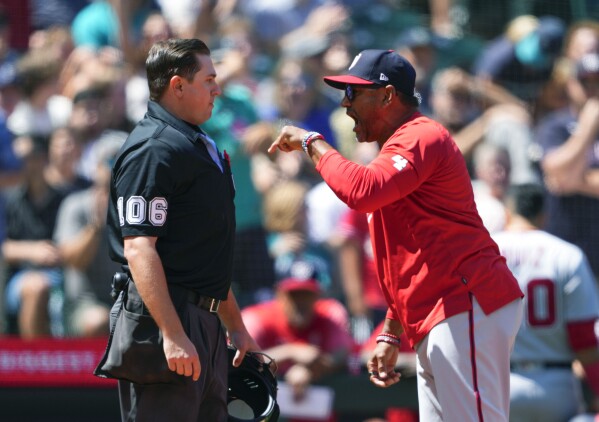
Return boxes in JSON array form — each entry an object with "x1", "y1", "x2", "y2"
[{"x1": 344, "y1": 84, "x2": 383, "y2": 102}]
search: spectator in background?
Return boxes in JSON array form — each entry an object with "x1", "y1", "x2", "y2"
[
  {"x1": 394, "y1": 26, "x2": 438, "y2": 116},
  {"x1": 210, "y1": 15, "x2": 261, "y2": 93},
  {"x1": 322, "y1": 140, "x2": 381, "y2": 344},
  {"x1": 562, "y1": 20, "x2": 599, "y2": 63},
  {"x1": 472, "y1": 102, "x2": 538, "y2": 185},
  {"x1": 429, "y1": 66, "x2": 538, "y2": 184},
  {"x1": 0, "y1": 9, "x2": 23, "y2": 327},
  {"x1": 263, "y1": 180, "x2": 334, "y2": 299},
  {"x1": 253, "y1": 56, "x2": 339, "y2": 193},
  {"x1": 70, "y1": 0, "x2": 157, "y2": 54},
  {"x1": 29, "y1": 0, "x2": 90, "y2": 31},
  {"x1": 155, "y1": 0, "x2": 235, "y2": 43},
  {"x1": 27, "y1": 25, "x2": 74, "y2": 66},
  {"x1": 7, "y1": 49, "x2": 71, "y2": 137},
  {"x1": 429, "y1": 66, "x2": 481, "y2": 136},
  {"x1": 2, "y1": 134, "x2": 66, "y2": 338},
  {"x1": 43, "y1": 127, "x2": 90, "y2": 196},
  {"x1": 473, "y1": 14, "x2": 566, "y2": 106},
  {"x1": 67, "y1": 83, "x2": 127, "y2": 182},
  {"x1": 241, "y1": 259, "x2": 354, "y2": 415},
  {"x1": 53, "y1": 143, "x2": 120, "y2": 337},
  {"x1": 0, "y1": 60, "x2": 21, "y2": 119},
  {"x1": 534, "y1": 52, "x2": 599, "y2": 276},
  {"x1": 304, "y1": 179, "x2": 348, "y2": 248},
  {"x1": 298, "y1": 32, "x2": 355, "y2": 158},
  {"x1": 0, "y1": 6, "x2": 22, "y2": 119},
  {"x1": 270, "y1": 33, "x2": 357, "y2": 274},
  {"x1": 492, "y1": 183, "x2": 599, "y2": 422},
  {"x1": 303, "y1": 177, "x2": 348, "y2": 302},
  {"x1": 471, "y1": 143, "x2": 511, "y2": 234},
  {"x1": 238, "y1": 1, "x2": 348, "y2": 60},
  {"x1": 124, "y1": 11, "x2": 174, "y2": 125},
  {"x1": 332, "y1": 206, "x2": 387, "y2": 345},
  {"x1": 541, "y1": 19, "x2": 599, "y2": 120},
  {"x1": 154, "y1": 0, "x2": 203, "y2": 39},
  {"x1": 0, "y1": 55, "x2": 24, "y2": 239},
  {"x1": 256, "y1": 56, "x2": 338, "y2": 148},
  {"x1": 203, "y1": 42, "x2": 276, "y2": 310}
]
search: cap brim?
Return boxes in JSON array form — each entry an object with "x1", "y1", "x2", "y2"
[
  {"x1": 323, "y1": 75, "x2": 376, "y2": 90},
  {"x1": 276, "y1": 278, "x2": 321, "y2": 293}
]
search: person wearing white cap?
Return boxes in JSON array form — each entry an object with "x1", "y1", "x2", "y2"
[{"x1": 269, "y1": 49, "x2": 524, "y2": 422}]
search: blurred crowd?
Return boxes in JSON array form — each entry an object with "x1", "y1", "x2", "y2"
[{"x1": 0, "y1": 0, "x2": 598, "y2": 420}]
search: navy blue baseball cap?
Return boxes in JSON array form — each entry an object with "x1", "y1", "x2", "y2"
[
  {"x1": 323, "y1": 49, "x2": 416, "y2": 96},
  {"x1": 514, "y1": 16, "x2": 565, "y2": 69},
  {"x1": 276, "y1": 259, "x2": 321, "y2": 293}
]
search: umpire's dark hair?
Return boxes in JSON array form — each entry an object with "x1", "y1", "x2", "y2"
[
  {"x1": 507, "y1": 183, "x2": 545, "y2": 221},
  {"x1": 146, "y1": 38, "x2": 211, "y2": 101}
]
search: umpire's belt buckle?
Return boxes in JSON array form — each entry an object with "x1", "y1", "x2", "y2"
[
  {"x1": 208, "y1": 298, "x2": 220, "y2": 313},
  {"x1": 198, "y1": 295, "x2": 220, "y2": 313},
  {"x1": 186, "y1": 290, "x2": 221, "y2": 313}
]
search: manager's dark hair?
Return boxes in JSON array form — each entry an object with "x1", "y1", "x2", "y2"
[
  {"x1": 146, "y1": 38, "x2": 211, "y2": 101},
  {"x1": 507, "y1": 183, "x2": 545, "y2": 222}
]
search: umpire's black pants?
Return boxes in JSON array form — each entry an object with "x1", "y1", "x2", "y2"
[{"x1": 118, "y1": 284, "x2": 228, "y2": 422}]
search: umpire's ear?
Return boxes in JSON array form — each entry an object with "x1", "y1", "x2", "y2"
[{"x1": 169, "y1": 75, "x2": 185, "y2": 98}]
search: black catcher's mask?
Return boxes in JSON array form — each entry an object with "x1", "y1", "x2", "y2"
[{"x1": 227, "y1": 346, "x2": 279, "y2": 421}]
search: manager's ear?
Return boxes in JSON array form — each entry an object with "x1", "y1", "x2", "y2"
[{"x1": 383, "y1": 85, "x2": 396, "y2": 105}]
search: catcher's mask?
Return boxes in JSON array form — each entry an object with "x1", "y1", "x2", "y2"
[{"x1": 228, "y1": 346, "x2": 280, "y2": 422}]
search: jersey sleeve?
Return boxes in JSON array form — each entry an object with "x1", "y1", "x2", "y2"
[
  {"x1": 113, "y1": 139, "x2": 177, "y2": 238},
  {"x1": 566, "y1": 319, "x2": 598, "y2": 351},
  {"x1": 316, "y1": 121, "x2": 443, "y2": 213},
  {"x1": 564, "y1": 252, "x2": 599, "y2": 322}
]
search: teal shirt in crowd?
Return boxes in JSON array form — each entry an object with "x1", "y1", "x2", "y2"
[
  {"x1": 71, "y1": 0, "x2": 154, "y2": 49},
  {"x1": 203, "y1": 84, "x2": 264, "y2": 231}
]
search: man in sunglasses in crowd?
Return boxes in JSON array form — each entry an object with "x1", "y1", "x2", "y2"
[{"x1": 269, "y1": 49, "x2": 524, "y2": 422}]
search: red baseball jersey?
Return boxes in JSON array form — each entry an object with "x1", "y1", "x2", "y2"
[
  {"x1": 241, "y1": 298, "x2": 354, "y2": 354},
  {"x1": 317, "y1": 112, "x2": 523, "y2": 348}
]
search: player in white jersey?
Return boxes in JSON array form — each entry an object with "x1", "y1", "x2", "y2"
[{"x1": 492, "y1": 183, "x2": 599, "y2": 422}]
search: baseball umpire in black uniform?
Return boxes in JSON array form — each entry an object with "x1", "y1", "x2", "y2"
[{"x1": 105, "y1": 38, "x2": 260, "y2": 421}]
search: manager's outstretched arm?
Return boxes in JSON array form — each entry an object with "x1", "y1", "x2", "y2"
[{"x1": 268, "y1": 125, "x2": 333, "y2": 166}]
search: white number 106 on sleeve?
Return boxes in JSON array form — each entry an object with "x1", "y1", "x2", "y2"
[{"x1": 117, "y1": 196, "x2": 168, "y2": 227}]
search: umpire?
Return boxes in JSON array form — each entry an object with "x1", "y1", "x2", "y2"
[{"x1": 105, "y1": 38, "x2": 259, "y2": 421}]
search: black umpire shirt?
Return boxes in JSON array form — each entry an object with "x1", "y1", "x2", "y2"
[{"x1": 107, "y1": 101, "x2": 236, "y2": 300}]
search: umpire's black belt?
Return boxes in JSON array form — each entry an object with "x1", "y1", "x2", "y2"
[
  {"x1": 187, "y1": 290, "x2": 220, "y2": 313},
  {"x1": 510, "y1": 361, "x2": 571, "y2": 371}
]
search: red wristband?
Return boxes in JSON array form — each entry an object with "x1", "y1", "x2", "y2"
[
  {"x1": 378, "y1": 332, "x2": 401, "y2": 341},
  {"x1": 376, "y1": 334, "x2": 401, "y2": 347}
]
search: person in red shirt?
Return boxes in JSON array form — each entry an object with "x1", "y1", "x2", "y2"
[
  {"x1": 333, "y1": 206, "x2": 388, "y2": 344},
  {"x1": 241, "y1": 259, "x2": 354, "y2": 417},
  {"x1": 268, "y1": 49, "x2": 524, "y2": 422}
]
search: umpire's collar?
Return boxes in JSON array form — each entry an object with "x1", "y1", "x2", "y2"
[{"x1": 146, "y1": 100, "x2": 208, "y2": 145}]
